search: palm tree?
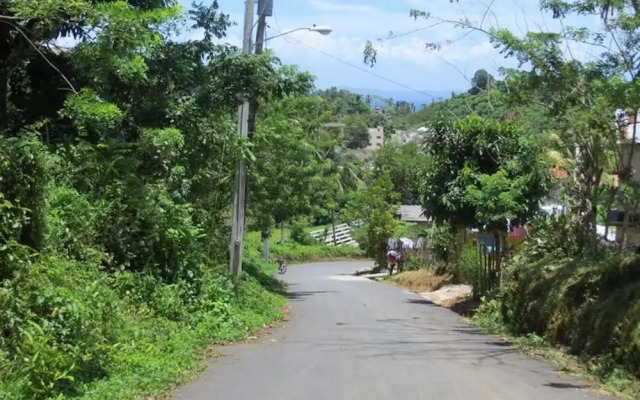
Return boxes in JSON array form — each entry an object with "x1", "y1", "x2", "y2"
[{"x1": 311, "y1": 128, "x2": 363, "y2": 244}]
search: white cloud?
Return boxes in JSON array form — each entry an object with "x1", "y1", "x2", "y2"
[
  {"x1": 309, "y1": 0, "x2": 378, "y2": 13},
  {"x1": 470, "y1": 41, "x2": 495, "y2": 57},
  {"x1": 207, "y1": 0, "x2": 607, "y2": 92}
]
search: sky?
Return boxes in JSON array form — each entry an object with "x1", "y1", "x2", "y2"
[{"x1": 184, "y1": 0, "x2": 601, "y2": 102}]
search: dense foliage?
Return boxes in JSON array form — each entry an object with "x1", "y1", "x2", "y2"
[{"x1": 420, "y1": 115, "x2": 550, "y2": 232}]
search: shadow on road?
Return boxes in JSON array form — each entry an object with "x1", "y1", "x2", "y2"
[
  {"x1": 544, "y1": 382, "x2": 588, "y2": 390},
  {"x1": 285, "y1": 314, "x2": 522, "y2": 368},
  {"x1": 405, "y1": 298, "x2": 434, "y2": 305},
  {"x1": 286, "y1": 290, "x2": 340, "y2": 302}
]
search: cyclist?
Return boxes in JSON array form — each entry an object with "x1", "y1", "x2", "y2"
[{"x1": 277, "y1": 256, "x2": 287, "y2": 274}]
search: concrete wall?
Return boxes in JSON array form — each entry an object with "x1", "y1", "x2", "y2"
[
  {"x1": 366, "y1": 126, "x2": 384, "y2": 151},
  {"x1": 616, "y1": 226, "x2": 640, "y2": 248},
  {"x1": 619, "y1": 143, "x2": 640, "y2": 183},
  {"x1": 617, "y1": 143, "x2": 640, "y2": 248}
]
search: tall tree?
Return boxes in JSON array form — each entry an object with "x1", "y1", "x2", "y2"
[
  {"x1": 343, "y1": 115, "x2": 370, "y2": 149},
  {"x1": 311, "y1": 126, "x2": 363, "y2": 244},
  {"x1": 373, "y1": 143, "x2": 430, "y2": 204},
  {"x1": 420, "y1": 115, "x2": 550, "y2": 260},
  {"x1": 249, "y1": 96, "x2": 321, "y2": 254},
  {"x1": 344, "y1": 174, "x2": 401, "y2": 271},
  {"x1": 468, "y1": 69, "x2": 494, "y2": 95}
]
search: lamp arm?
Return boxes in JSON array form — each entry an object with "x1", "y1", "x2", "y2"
[{"x1": 264, "y1": 27, "x2": 307, "y2": 41}]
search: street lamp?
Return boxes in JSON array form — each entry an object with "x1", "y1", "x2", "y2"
[{"x1": 265, "y1": 24, "x2": 333, "y2": 41}]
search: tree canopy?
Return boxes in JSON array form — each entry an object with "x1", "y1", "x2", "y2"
[{"x1": 420, "y1": 115, "x2": 550, "y2": 231}]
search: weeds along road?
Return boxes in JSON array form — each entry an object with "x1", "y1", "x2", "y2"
[{"x1": 175, "y1": 261, "x2": 614, "y2": 400}]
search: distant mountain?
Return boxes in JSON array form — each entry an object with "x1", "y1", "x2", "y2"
[{"x1": 338, "y1": 87, "x2": 464, "y2": 109}]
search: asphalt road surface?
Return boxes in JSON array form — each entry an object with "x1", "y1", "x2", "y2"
[{"x1": 175, "y1": 261, "x2": 613, "y2": 400}]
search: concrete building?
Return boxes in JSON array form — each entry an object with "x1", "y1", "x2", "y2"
[
  {"x1": 366, "y1": 126, "x2": 384, "y2": 151},
  {"x1": 609, "y1": 109, "x2": 640, "y2": 248}
]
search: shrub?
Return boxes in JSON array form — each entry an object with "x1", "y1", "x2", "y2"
[
  {"x1": 426, "y1": 222, "x2": 454, "y2": 265},
  {"x1": 98, "y1": 182, "x2": 204, "y2": 284},
  {"x1": 473, "y1": 297, "x2": 505, "y2": 333},
  {"x1": 290, "y1": 217, "x2": 314, "y2": 245},
  {"x1": 403, "y1": 252, "x2": 422, "y2": 271},
  {"x1": 458, "y1": 242, "x2": 484, "y2": 293},
  {"x1": 0, "y1": 256, "x2": 122, "y2": 398},
  {"x1": 270, "y1": 242, "x2": 363, "y2": 262},
  {"x1": 0, "y1": 252, "x2": 288, "y2": 399},
  {"x1": 0, "y1": 194, "x2": 34, "y2": 281},
  {"x1": 43, "y1": 186, "x2": 102, "y2": 260},
  {"x1": 0, "y1": 136, "x2": 47, "y2": 251}
]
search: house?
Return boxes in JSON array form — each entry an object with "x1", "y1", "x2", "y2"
[
  {"x1": 394, "y1": 205, "x2": 429, "y2": 229},
  {"x1": 608, "y1": 108, "x2": 640, "y2": 248},
  {"x1": 366, "y1": 126, "x2": 384, "y2": 151}
]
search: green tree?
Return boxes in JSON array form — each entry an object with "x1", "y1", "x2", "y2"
[
  {"x1": 0, "y1": 0, "x2": 182, "y2": 135},
  {"x1": 468, "y1": 69, "x2": 495, "y2": 95},
  {"x1": 420, "y1": 115, "x2": 550, "y2": 261},
  {"x1": 311, "y1": 127, "x2": 363, "y2": 243},
  {"x1": 249, "y1": 96, "x2": 321, "y2": 254},
  {"x1": 373, "y1": 143, "x2": 430, "y2": 204},
  {"x1": 316, "y1": 87, "x2": 371, "y2": 116},
  {"x1": 344, "y1": 174, "x2": 401, "y2": 272},
  {"x1": 343, "y1": 115, "x2": 370, "y2": 149},
  {"x1": 403, "y1": 0, "x2": 640, "y2": 248}
]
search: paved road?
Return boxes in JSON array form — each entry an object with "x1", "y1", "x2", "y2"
[{"x1": 175, "y1": 261, "x2": 613, "y2": 400}]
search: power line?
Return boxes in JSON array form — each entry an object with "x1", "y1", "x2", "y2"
[
  {"x1": 377, "y1": 22, "x2": 445, "y2": 43},
  {"x1": 270, "y1": 13, "x2": 465, "y2": 119},
  {"x1": 269, "y1": 27, "x2": 442, "y2": 100}
]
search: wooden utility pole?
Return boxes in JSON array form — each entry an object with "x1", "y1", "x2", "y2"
[{"x1": 229, "y1": 0, "x2": 255, "y2": 277}]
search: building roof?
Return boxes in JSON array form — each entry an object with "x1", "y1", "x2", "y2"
[
  {"x1": 550, "y1": 167, "x2": 569, "y2": 179},
  {"x1": 397, "y1": 205, "x2": 428, "y2": 222}
]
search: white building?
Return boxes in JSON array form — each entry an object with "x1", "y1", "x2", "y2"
[
  {"x1": 610, "y1": 109, "x2": 640, "y2": 248},
  {"x1": 366, "y1": 126, "x2": 384, "y2": 151}
]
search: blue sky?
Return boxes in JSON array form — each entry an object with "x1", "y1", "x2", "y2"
[{"x1": 181, "y1": 0, "x2": 600, "y2": 101}]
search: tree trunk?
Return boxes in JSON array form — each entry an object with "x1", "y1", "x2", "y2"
[
  {"x1": 331, "y1": 211, "x2": 337, "y2": 246},
  {"x1": 492, "y1": 230, "x2": 501, "y2": 289},
  {"x1": 620, "y1": 210, "x2": 631, "y2": 251},
  {"x1": 0, "y1": 70, "x2": 8, "y2": 134},
  {"x1": 262, "y1": 230, "x2": 270, "y2": 261},
  {"x1": 454, "y1": 227, "x2": 466, "y2": 278},
  {"x1": 603, "y1": 187, "x2": 618, "y2": 242},
  {"x1": 280, "y1": 221, "x2": 285, "y2": 243}
]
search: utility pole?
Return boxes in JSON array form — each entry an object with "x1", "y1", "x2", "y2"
[
  {"x1": 252, "y1": 2, "x2": 269, "y2": 261},
  {"x1": 248, "y1": 3, "x2": 268, "y2": 142},
  {"x1": 229, "y1": 0, "x2": 255, "y2": 276}
]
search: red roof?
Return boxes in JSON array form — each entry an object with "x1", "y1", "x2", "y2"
[{"x1": 550, "y1": 167, "x2": 569, "y2": 179}]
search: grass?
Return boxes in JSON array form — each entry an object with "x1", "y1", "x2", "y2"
[{"x1": 245, "y1": 229, "x2": 365, "y2": 263}]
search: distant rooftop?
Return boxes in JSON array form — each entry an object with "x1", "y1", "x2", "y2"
[{"x1": 396, "y1": 205, "x2": 428, "y2": 222}]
